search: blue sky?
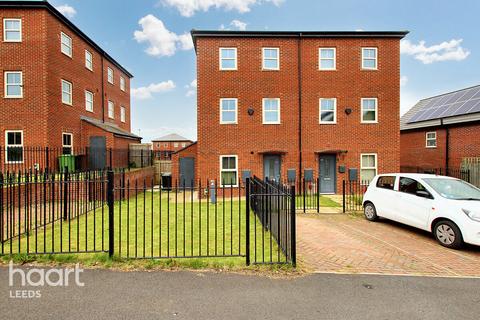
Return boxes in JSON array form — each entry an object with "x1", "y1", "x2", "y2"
[{"x1": 48, "y1": 0, "x2": 480, "y2": 142}]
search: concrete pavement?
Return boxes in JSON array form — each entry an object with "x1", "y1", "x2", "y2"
[{"x1": 1, "y1": 267, "x2": 479, "y2": 320}]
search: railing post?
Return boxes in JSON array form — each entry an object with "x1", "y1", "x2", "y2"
[
  {"x1": 290, "y1": 185, "x2": 296, "y2": 267},
  {"x1": 316, "y1": 177, "x2": 320, "y2": 213},
  {"x1": 109, "y1": 148, "x2": 113, "y2": 170},
  {"x1": 45, "y1": 147, "x2": 49, "y2": 174},
  {"x1": 245, "y1": 177, "x2": 250, "y2": 266},
  {"x1": 63, "y1": 167, "x2": 69, "y2": 221},
  {"x1": 302, "y1": 178, "x2": 306, "y2": 213},
  {"x1": 107, "y1": 170, "x2": 115, "y2": 257},
  {"x1": 342, "y1": 180, "x2": 346, "y2": 213}
]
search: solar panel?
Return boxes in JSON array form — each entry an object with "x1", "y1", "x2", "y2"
[{"x1": 407, "y1": 85, "x2": 480, "y2": 124}]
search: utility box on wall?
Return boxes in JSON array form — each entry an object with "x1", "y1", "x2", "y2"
[
  {"x1": 304, "y1": 169, "x2": 314, "y2": 182},
  {"x1": 242, "y1": 170, "x2": 252, "y2": 183},
  {"x1": 348, "y1": 168, "x2": 358, "y2": 181},
  {"x1": 287, "y1": 169, "x2": 296, "y2": 183}
]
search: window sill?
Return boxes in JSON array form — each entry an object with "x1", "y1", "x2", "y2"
[
  {"x1": 63, "y1": 102, "x2": 73, "y2": 106},
  {"x1": 3, "y1": 40, "x2": 22, "y2": 43},
  {"x1": 61, "y1": 52, "x2": 73, "y2": 59},
  {"x1": 262, "y1": 122, "x2": 281, "y2": 125},
  {"x1": 361, "y1": 121, "x2": 378, "y2": 124},
  {"x1": 319, "y1": 122, "x2": 337, "y2": 125},
  {"x1": 318, "y1": 69, "x2": 337, "y2": 71},
  {"x1": 4, "y1": 96, "x2": 23, "y2": 99}
]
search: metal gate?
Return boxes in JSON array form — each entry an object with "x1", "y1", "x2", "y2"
[{"x1": 89, "y1": 136, "x2": 107, "y2": 170}]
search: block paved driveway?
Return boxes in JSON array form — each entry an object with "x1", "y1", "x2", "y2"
[{"x1": 297, "y1": 214, "x2": 480, "y2": 277}]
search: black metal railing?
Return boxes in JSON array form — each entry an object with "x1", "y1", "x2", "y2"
[
  {"x1": 247, "y1": 177, "x2": 296, "y2": 266},
  {"x1": 342, "y1": 180, "x2": 370, "y2": 213},
  {"x1": 0, "y1": 170, "x2": 108, "y2": 255},
  {"x1": 400, "y1": 166, "x2": 471, "y2": 182},
  {"x1": 0, "y1": 146, "x2": 154, "y2": 174}
]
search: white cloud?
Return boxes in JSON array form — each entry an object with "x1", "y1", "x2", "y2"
[
  {"x1": 161, "y1": 0, "x2": 284, "y2": 17},
  {"x1": 132, "y1": 80, "x2": 176, "y2": 100},
  {"x1": 185, "y1": 79, "x2": 197, "y2": 97},
  {"x1": 134, "y1": 15, "x2": 193, "y2": 57},
  {"x1": 400, "y1": 75, "x2": 408, "y2": 87},
  {"x1": 55, "y1": 4, "x2": 77, "y2": 18},
  {"x1": 231, "y1": 19, "x2": 247, "y2": 31},
  {"x1": 400, "y1": 39, "x2": 470, "y2": 64}
]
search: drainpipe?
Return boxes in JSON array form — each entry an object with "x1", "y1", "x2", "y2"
[
  {"x1": 297, "y1": 33, "x2": 303, "y2": 183},
  {"x1": 101, "y1": 55, "x2": 105, "y2": 123}
]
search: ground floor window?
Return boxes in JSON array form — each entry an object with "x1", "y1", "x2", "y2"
[
  {"x1": 5, "y1": 130, "x2": 23, "y2": 163},
  {"x1": 62, "y1": 133, "x2": 73, "y2": 155},
  {"x1": 220, "y1": 155, "x2": 238, "y2": 186},
  {"x1": 426, "y1": 131, "x2": 437, "y2": 148},
  {"x1": 360, "y1": 153, "x2": 377, "y2": 183}
]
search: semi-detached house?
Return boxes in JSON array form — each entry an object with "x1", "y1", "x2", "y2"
[
  {"x1": 173, "y1": 30, "x2": 408, "y2": 193},
  {"x1": 0, "y1": 0, "x2": 140, "y2": 171}
]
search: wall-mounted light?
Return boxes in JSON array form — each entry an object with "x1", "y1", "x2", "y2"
[
  {"x1": 247, "y1": 108, "x2": 254, "y2": 116},
  {"x1": 345, "y1": 108, "x2": 353, "y2": 115}
]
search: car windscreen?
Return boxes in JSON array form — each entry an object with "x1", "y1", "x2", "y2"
[{"x1": 423, "y1": 178, "x2": 480, "y2": 200}]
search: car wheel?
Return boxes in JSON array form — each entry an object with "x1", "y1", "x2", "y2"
[
  {"x1": 434, "y1": 220, "x2": 464, "y2": 249},
  {"x1": 364, "y1": 202, "x2": 378, "y2": 221}
]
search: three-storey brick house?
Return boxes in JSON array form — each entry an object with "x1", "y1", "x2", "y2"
[
  {"x1": 0, "y1": 0, "x2": 140, "y2": 171},
  {"x1": 178, "y1": 30, "x2": 408, "y2": 193}
]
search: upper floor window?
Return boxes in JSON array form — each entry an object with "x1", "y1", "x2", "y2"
[
  {"x1": 220, "y1": 155, "x2": 238, "y2": 187},
  {"x1": 362, "y1": 48, "x2": 377, "y2": 70},
  {"x1": 319, "y1": 48, "x2": 336, "y2": 70},
  {"x1": 85, "y1": 90, "x2": 94, "y2": 112},
  {"x1": 219, "y1": 48, "x2": 237, "y2": 70},
  {"x1": 319, "y1": 98, "x2": 337, "y2": 124},
  {"x1": 361, "y1": 98, "x2": 377, "y2": 123},
  {"x1": 4, "y1": 71, "x2": 23, "y2": 98},
  {"x1": 181, "y1": 143, "x2": 186, "y2": 148},
  {"x1": 85, "y1": 50, "x2": 93, "y2": 71},
  {"x1": 120, "y1": 77, "x2": 126, "y2": 91},
  {"x1": 5, "y1": 130, "x2": 23, "y2": 163},
  {"x1": 61, "y1": 32, "x2": 72, "y2": 57},
  {"x1": 61, "y1": 79, "x2": 72, "y2": 105},
  {"x1": 360, "y1": 154, "x2": 377, "y2": 183},
  {"x1": 262, "y1": 48, "x2": 279, "y2": 70},
  {"x1": 220, "y1": 98, "x2": 237, "y2": 124},
  {"x1": 262, "y1": 98, "x2": 280, "y2": 124},
  {"x1": 107, "y1": 67, "x2": 114, "y2": 84},
  {"x1": 3, "y1": 19, "x2": 21, "y2": 42},
  {"x1": 120, "y1": 106, "x2": 126, "y2": 123},
  {"x1": 62, "y1": 133, "x2": 73, "y2": 155},
  {"x1": 108, "y1": 100, "x2": 114, "y2": 119},
  {"x1": 174, "y1": 143, "x2": 179, "y2": 148},
  {"x1": 426, "y1": 132, "x2": 437, "y2": 148}
]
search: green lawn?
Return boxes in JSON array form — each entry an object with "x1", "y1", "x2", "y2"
[
  {"x1": 295, "y1": 194, "x2": 341, "y2": 208},
  {"x1": 2, "y1": 192, "x2": 288, "y2": 266}
]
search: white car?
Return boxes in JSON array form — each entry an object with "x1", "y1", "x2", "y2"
[{"x1": 362, "y1": 173, "x2": 480, "y2": 249}]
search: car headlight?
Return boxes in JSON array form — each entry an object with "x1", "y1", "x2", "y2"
[{"x1": 462, "y1": 209, "x2": 480, "y2": 222}]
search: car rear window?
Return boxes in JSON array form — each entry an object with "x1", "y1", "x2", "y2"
[{"x1": 376, "y1": 176, "x2": 395, "y2": 190}]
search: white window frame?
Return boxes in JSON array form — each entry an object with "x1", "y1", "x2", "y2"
[
  {"x1": 262, "y1": 47, "x2": 280, "y2": 70},
  {"x1": 61, "y1": 79, "x2": 73, "y2": 105},
  {"x1": 3, "y1": 18, "x2": 22, "y2": 42},
  {"x1": 120, "y1": 76, "x2": 126, "y2": 91},
  {"x1": 426, "y1": 132, "x2": 437, "y2": 148},
  {"x1": 62, "y1": 133, "x2": 73, "y2": 155},
  {"x1": 219, "y1": 48, "x2": 237, "y2": 71},
  {"x1": 107, "y1": 67, "x2": 114, "y2": 84},
  {"x1": 362, "y1": 47, "x2": 378, "y2": 70},
  {"x1": 319, "y1": 48, "x2": 336, "y2": 70},
  {"x1": 361, "y1": 98, "x2": 378, "y2": 124},
  {"x1": 85, "y1": 50, "x2": 93, "y2": 71},
  {"x1": 174, "y1": 143, "x2": 179, "y2": 148},
  {"x1": 319, "y1": 98, "x2": 337, "y2": 124},
  {"x1": 85, "y1": 90, "x2": 94, "y2": 112},
  {"x1": 61, "y1": 32, "x2": 72, "y2": 58},
  {"x1": 262, "y1": 98, "x2": 281, "y2": 124},
  {"x1": 181, "y1": 143, "x2": 186, "y2": 148},
  {"x1": 4, "y1": 71, "x2": 23, "y2": 98},
  {"x1": 360, "y1": 153, "x2": 378, "y2": 184},
  {"x1": 220, "y1": 98, "x2": 238, "y2": 124},
  {"x1": 219, "y1": 155, "x2": 238, "y2": 187},
  {"x1": 5, "y1": 130, "x2": 23, "y2": 164},
  {"x1": 108, "y1": 100, "x2": 114, "y2": 119},
  {"x1": 120, "y1": 106, "x2": 126, "y2": 123}
]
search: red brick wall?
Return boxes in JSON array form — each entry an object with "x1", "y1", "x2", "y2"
[
  {"x1": 401, "y1": 122, "x2": 480, "y2": 170},
  {"x1": 195, "y1": 36, "x2": 401, "y2": 191},
  {"x1": 0, "y1": 7, "x2": 132, "y2": 150}
]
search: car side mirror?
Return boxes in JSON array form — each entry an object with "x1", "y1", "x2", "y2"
[{"x1": 416, "y1": 190, "x2": 432, "y2": 199}]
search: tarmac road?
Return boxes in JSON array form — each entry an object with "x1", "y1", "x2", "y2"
[{"x1": 1, "y1": 267, "x2": 479, "y2": 320}]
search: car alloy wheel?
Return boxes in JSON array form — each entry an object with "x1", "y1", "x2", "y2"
[
  {"x1": 436, "y1": 224, "x2": 455, "y2": 245},
  {"x1": 365, "y1": 206, "x2": 375, "y2": 219}
]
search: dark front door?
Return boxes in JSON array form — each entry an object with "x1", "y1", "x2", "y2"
[
  {"x1": 179, "y1": 157, "x2": 195, "y2": 188},
  {"x1": 264, "y1": 155, "x2": 281, "y2": 182},
  {"x1": 89, "y1": 136, "x2": 107, "y2": 170},
  {"x1": 319, "y1": 154, "x2": 336, "y2": 194}
]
